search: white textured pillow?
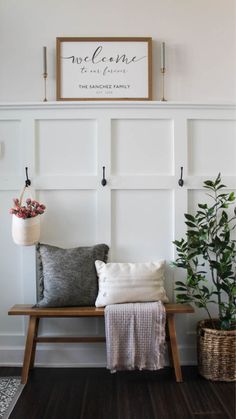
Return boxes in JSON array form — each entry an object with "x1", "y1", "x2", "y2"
[{"x1": 95, "y1": 260, "x2": 168, "y2": 307}]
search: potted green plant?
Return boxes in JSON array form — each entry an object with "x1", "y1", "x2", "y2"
[{"x1": 173, "y1": 173, "x2": 236, "y2": 381}]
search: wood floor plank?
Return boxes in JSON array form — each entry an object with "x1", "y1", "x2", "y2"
[
  {"x1": 148, "y1": 377, "x2": 193, "y2": 419},
  {"x1": 80, "y1": 370, "x2": 118, "y2": 419},
  {"x1": 10, "y1": 380, "x2": 53, "y2": 419},
  {"x1": 191, "y1": 415, "x2": 232, "y2": 419},
  {"x1": 0, "y1": 367, "x2": 234, "y2": 419},
  {"x1": 116, "y1": 371, "x2": 155, "y2": 419},
  {"x1": 180, "y1": 379, "x2": 232, "y2": 418},
  {"x1": 43, "y1": 381, "x2": 87, "y2": 419},
  {"x1": 209, "y1": 381, "x2": 236, "y2": 419},
  {"x1": 10, "y1": 368, "x2": 88, "y2": 419}
]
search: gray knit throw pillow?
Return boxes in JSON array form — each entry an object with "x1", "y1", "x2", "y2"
[{"x1": 36, "y1": 243, "x2": 109, "y2": 307}]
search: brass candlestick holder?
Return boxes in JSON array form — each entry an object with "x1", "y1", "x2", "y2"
[
  {"x1": 43, "y1": 72, "x2": 48, "y2": 102},
  {"x1": 160, "y1": 67, "x2": 167, "y2": 101}
]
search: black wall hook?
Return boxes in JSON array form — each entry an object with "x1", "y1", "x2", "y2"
[
  {"x1": 25, "y1": 167, "x2": 31, "y2": 187},
  {"x1": 101, "y1": 166, "x2": 107, "y2": 186},
  {"x1": 178, "y1": 166, "x2": 184, "y2": 187}
]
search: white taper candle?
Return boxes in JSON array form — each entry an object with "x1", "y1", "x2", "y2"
[
  {"x1": 43, "y1": 46, "x2": 47, "y2": 74},
  {"x1": 161, "y1": 42, "x2": 165, "y2": 69}
]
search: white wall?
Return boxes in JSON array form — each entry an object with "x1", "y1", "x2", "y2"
[{"x1": 0, "y1": 0, "x2": 235, "y2": 102}]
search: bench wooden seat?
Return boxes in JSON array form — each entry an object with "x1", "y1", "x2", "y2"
[{"x1": 8, "y1": 303, "x2": 194, "y2": 384}]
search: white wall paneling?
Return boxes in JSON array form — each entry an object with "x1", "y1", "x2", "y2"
[
  {"x1": 0, "y1": 102, "x2": 235, "y2": 367},
  {"x1": 0, "y1": 120, "x2": 22, "y2": 177},
  {"x1": 111, "y1": 119, "x2": 174, "y2": 175},
  {"x1": 0, "y1": 191, "x2": 24, "y2": 336},
  {"x1": 35, "y1": 119, "x2": 97, "y2": 176},
  {"x1": 188, "y1": 119, "x2": 236, "y2": 176},
  {"x1": 39, "y1": 190, "x2": 97, "y2": 248}
]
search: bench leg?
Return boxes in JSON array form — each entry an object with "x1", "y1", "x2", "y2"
[
  {"x1": 21, "y1": 316, "x2": 39, "y2": 384},
  {"x1": 165, "y1": 324, "x2": 173, "y2": 368},
  {"x1": 30, "y1": 317, "x2": 39, "y2": 369},
  {"x1": 167, "y1": 314, "x2": 183, "y2": 382}
]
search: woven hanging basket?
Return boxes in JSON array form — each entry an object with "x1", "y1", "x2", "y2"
[
  {"x1": 11, "y1": 186, "x2": 41, "y2": 246},
  {"x1": 12, "y1": 214, "x2": 40, "y2": 246},
  {"x1": 197, "y1": 319, "x2": 236, "y2": 382}
]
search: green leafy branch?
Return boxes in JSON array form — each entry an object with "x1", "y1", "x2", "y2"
[{"x1": 173, "y1": 174, "x2": 236, "y2": 330}]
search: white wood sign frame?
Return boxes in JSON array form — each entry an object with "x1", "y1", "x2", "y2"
[{"x1": 56, "y1": 37, "x2": 152, "y2": 101}]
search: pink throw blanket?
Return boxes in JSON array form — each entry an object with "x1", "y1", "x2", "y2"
[{"x1": 105, "y1": 301, "x2": 166, "y2": 372}]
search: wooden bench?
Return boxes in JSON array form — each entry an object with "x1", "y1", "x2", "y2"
[{"x1": 8, "y1": 303, "x2": 194, "y2": 384}]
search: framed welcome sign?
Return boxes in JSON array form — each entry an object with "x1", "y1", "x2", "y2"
[{"x1": 56, "y1": 37, "x2": 152, "y2": 101}]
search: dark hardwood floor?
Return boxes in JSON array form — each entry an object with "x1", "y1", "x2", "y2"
[{"x1": 0, "y1": 366, "x2": 235, "y2": 419}]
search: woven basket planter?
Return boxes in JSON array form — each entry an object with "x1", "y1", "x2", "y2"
[
  {"x1": 11, "y1": 186, "x2": 42, "y2": 246},
  {"x1": 12, "y1": 215, "x2": 40, "y2": 246},
  {"x1": 197, "y1": 319, "x2": 236, "y2": 382}
]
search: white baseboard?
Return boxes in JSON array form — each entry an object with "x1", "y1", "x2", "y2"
[{"x1": 0, "y1": 344, "x2": 197, "y2": 367}]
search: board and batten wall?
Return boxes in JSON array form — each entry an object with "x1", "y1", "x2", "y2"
[{"x1": 0, "y1": 101, "x2": 235, "y2": 366}]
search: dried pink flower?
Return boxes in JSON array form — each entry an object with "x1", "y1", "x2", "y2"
[{"x1": 9, "y1": 197, "x2": 46, "y2": 218}]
